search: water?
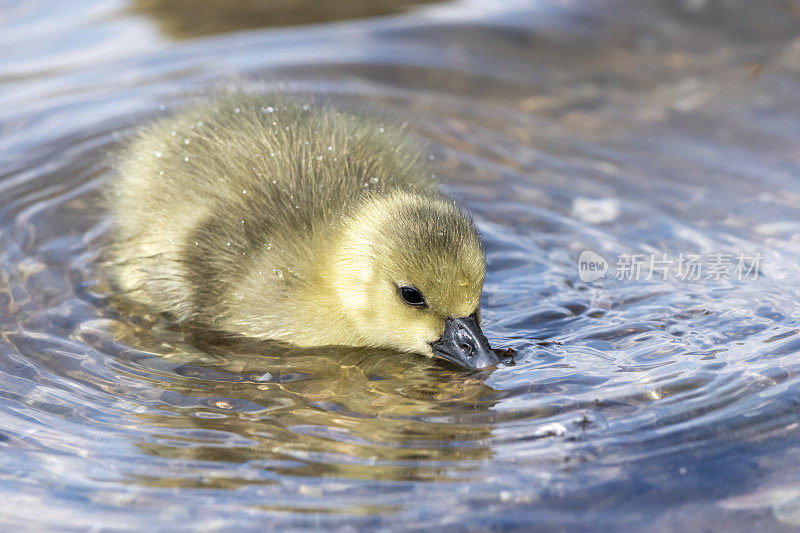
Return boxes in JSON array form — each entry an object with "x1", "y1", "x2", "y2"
[{"x1": 2, "y1": 0, "x2": 800, "y2": 529}]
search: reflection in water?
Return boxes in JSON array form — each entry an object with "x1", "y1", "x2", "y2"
[
  {"x1": 124, "y1": 333, "x2": 497, "y2": 486},
  {"x1": 130, "y1": 0, "x2": 444, "y2": 38}
]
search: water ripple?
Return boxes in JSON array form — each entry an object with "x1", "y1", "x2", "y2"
[{"x1": 1, "y1": 0, "x2": 800, "y2": 530}]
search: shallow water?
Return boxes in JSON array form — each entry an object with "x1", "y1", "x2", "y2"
[{"x1": 2, "y1": 0, "x2": 800, "y2": 530}]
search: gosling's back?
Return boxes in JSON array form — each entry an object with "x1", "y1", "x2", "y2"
[{"x1": 107, "y1": 95, "x2": 433, "y2": 326}]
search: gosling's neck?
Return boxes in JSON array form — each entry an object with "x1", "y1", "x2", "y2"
[
  {"x1": 271, "y1": 200, "x2": 366, "y2": 348},
  {"x1": 294, "y1": 194, "x2": 403, "y2": 348}
]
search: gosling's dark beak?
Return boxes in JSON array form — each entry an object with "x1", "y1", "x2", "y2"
[{"x1": 430, "y1": 313, "x2": 499, "y2": 369}]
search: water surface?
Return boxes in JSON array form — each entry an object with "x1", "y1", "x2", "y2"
[{"x1": 2, "y1": 0, "x2": 800, "y2": 530}]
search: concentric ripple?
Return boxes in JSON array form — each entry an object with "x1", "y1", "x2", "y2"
[{"x1": 1, "y1": 0, "x2": 800, "y2": 530}]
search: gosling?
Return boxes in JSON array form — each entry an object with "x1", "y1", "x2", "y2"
[{"x1": 106, "y1": 94, "x2": 499, "y2": 369}]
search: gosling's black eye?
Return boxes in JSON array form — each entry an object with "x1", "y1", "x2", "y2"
[{"x1": 399, "y1": 286, "x2": 426, "y2": 307}]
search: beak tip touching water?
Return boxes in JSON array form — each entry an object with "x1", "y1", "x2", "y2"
[{"x1": 430, "y1": 313, "x2": 500, "y2": 369}]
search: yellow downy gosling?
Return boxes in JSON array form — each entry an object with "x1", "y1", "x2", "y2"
[{"x1": 106, "y1": 94, "x2": 499, "y2": 368}]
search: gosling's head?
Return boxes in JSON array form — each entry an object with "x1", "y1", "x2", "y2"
[{"x1": 329, "y1": 190, "x2": 499, "y2": 369}]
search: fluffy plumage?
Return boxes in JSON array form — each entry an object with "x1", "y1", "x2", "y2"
[{"x1": 106, "y1": 94, "x2": 488, "y2": 360}]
